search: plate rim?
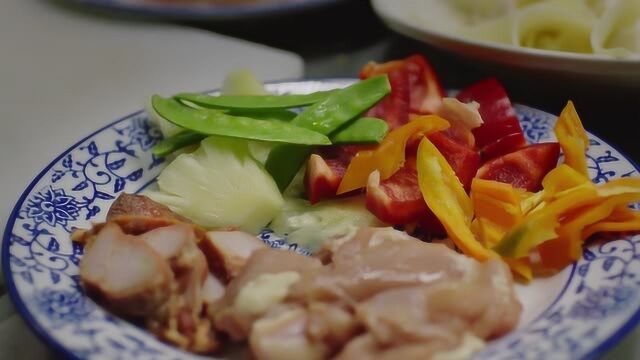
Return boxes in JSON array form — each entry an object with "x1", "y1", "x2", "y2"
[
  {"x1": 3, "y1": 78, "x2": 640, "y2": 360},
  {"x1": 71, "y1": 0, "x2": 344, "y2": 20}
]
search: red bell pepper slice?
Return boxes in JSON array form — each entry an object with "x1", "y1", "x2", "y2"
[
  {"x1": 457, "y1": 78, "x2": 527, "y2": 156},
  {"x1": 476, "y1": 143, "x2": 561, "y2": 192},
  {"x1": 361, "y1": 54, "x2": 445, "y2": 129},
  {"x1": 304, "y1": 145, "x2": 371, "y2": 204}
]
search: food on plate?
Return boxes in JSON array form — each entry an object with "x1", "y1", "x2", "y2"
[
  {"x1": 145, "y1": 137, "x2": 284, "y2": 233},
  {"x1": 76, "y1": 209, "x2": 521, "y2": 358},
  {"x1": 71, "y1": 54, "x2": 640, "y2": 358},
  {"x1": 409, "y1": 0, "x2": 640, "y2": 58}
]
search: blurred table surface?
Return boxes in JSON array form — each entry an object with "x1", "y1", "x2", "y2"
[{"x1": 192, "y1": 0, "x2": 639, "y2": 164}]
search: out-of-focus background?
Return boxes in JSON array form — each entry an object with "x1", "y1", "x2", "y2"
[{"x1": 0, "y1": 0, "x2": 638, "y2": 358}]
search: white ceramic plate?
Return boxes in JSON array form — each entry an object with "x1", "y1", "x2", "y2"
[
  {"x1": 72, "y1": 0, "x2": 343, "y2": 19},
  {"x1": 3, "y1": 79, "x2": 640, "y2": 359},
  {"x1": 371, "y1": 0, "x2": 640, "y2": 84}
]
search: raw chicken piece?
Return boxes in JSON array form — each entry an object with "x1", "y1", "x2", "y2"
[
  {"x1": 200, "y1": 231, "x2": 268, "y2": 281},
  {"x1": 79, "y1": 223, "x2": 172, "y2": 316},
  {"x1": 306, "y1": 302, "x2": 361, "y2": 352},
  {"x1": 335, "y1": 333, "x2": 485, "y2": 360},
  {"x1": 108, "y1": 193, "x2": 189, "y2": 222},
  {"x1": 250, "y1": 305, "x2": 329, "y2": 360},
  {"x1": 214, "y1": 249, "x2": 322, "y2": 341},
  {"x1": 291, "y1": 230, "x2": 480, "y2": 303}
]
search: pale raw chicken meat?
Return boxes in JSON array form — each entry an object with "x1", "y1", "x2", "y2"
[
  {"x1": 221, "y1": 227, "x2": 521, "y2": 360},
  {"x1": 214, "y1": 248, "x2": 322, "y2": 341},
  {"x1": 250, "y1": 304, "x2": 329, "y2": 360},
  {"x1": 200, "y1": 230, "x2": 268, "y2": 281}
]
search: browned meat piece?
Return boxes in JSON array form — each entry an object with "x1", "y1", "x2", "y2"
[
  {"x1": 107, "y1": 193, "x2": 188, "y2": 222},
  {"x1": 79, "y1": 223, "x2": 172, "y2": 317},
  {"x1": 200, "y1": 231, "x2": 268, "y2": 281},
  {"x1": 79, "y1": 219, "x2": 220, "y2": 354}
]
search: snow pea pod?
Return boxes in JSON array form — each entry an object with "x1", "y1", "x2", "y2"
[
  {"x1": 331, "y1": 117, "x2": 388, "y2": 144},
  {"x1": 152, "y1": 130, "x2": 206, "y2": 157},
  {"x1": 175, "y1": 90, "x2": 338, "y2": 110},
  {"x1": 151, "y1": 95, "x2": 331, "y2": 146},
  {"x1": 266, "y1": 75, "x2": 391, "y2": 191}
]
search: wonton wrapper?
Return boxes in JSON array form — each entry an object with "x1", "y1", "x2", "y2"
[{"x1": 591, "y1": 0, "x2": 640, "y2": 58}]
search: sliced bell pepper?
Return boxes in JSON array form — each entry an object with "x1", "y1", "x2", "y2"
[
  {"x1": 493, "y1": 184, "x2": 600, "y2": 258},
  {"x1": 456, "y1": 78, "x2": 526, "y2": 157},
  {"x1": 472, "y1": 178, "x2": 523, "y2": 231},
  {"x1": 541, "y1": 164, "x2": 591, "y2": 199},
  {"x1": 416, "y1": 137, "x2": 496, "y2": 260},
  {"x1": 337, "y1": 115, "x2": 450, "y2": 194},
  {"x1": 554, "y1": 101, "x2": 590, "y2": 177},
  {"x1": 504, "y1": 258, "x2": 533, "y2": 282},
  {"x1": 582, "y1": 207, "x2": 640, "y2": 239},
  {"x1": 361, "y1": 54, "x2": 445, "y2": 115},
  {"x1": 539, "y1": 193, "x2": 640, "y2": 269}
]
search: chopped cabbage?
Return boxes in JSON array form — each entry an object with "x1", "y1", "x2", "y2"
[
  {"x1": 146, "y1": 137, "x2": 284, "y2": 233},
  {"x1": 270, "y1": 196, "x2": 386, "y2": 252}
]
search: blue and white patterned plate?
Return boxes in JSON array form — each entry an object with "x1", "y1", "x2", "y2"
[
  {"x1": 2, "y1": 79, "x2": 640, "y2": 359},
  {"x1": 71, "y1": 0, "x2": 344, "y2": 20}
]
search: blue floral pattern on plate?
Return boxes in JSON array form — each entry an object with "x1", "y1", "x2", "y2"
[{"x1": 2, "y1": 80, "x2": 639, "y2": 360}]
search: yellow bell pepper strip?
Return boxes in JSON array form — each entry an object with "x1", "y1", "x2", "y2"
[
  {"x1": 554, "y1": 101, "x2": 589, "y2": 177},
  {"x1": 337, "y1": 115, "x2": 450, "y2": 194},
  {"x1": 539, "y1": 193, "x2": 640, "y2": 270},
  {"x1": 504, "y1": 258, "x2": 533, "y2": 282},
  {"x1": 473, "y1": 217, "x2": 506, "y2": 247},
  {"x1": 472, "y1": 179, "x2": 523, "y2": 229},
  {"x1": 417, "y1": 137, "x2": 496, "y2": 260},
  {"x1": 541, "y1": 164, "x2": 591, "y2": 200},
  {"x1": 597, "y1": 178, "x2": 640, "y2": 197},
  {"x1": 493, "y1": 184, "x2": 600, "y2": 258},
  {"x1": 520, "y1": 190, "x2": 546, "y2": 215},
  {"x1": 582, "y1": 207, "x2": 640, "y2": 239}
]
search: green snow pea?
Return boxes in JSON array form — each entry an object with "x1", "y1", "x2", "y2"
[
  {"x1": 331, "y1": 117, "x2": 388, "y2": 144},
  {"x1": 151, "y1": 95, "x2": 331, "y2": 146},
  {"x1": 175, "y1": 90, "x2": 338, "y2": 110},
  {"x1": 152, "y1": 130, "x2": 206, "y2": 157},
  {"x1": 225, "y1": 108, "x2": 297, "y2": 122},
  {"x1": 266, "y1": 75, "x2": 391, "y2": 191}
]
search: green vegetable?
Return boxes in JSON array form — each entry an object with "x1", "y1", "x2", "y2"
[
  {"x1": 221, "y1": 69, "x2": 269, "y2": 95},
  {"x1": 151, "y1": 95, "x2": 331, "y2": 146},
  {"x1": 266, "y1": 75, "x2": 391, "y2": 191},
  {"x1": 152, "y1": 131, "x2": 206, "y2": 157},
  {"x1": 270, "y1": 196, "x2": 386, "y2": 252},
  {"x1": 331, "y1": 117, "x2": 389, "y2": 144},
  {"x1": 145, "y1": 137, "x2": 284, "y2": 233},
  {"x1": 225, "y1": 108, "x2": 297, "y2": 122},
  {"x1": 175, "y1": 90, "x2": 338, "y2": 110}
]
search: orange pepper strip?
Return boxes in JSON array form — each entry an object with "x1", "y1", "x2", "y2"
[
  {"x1": 539, "y1": 194, "x2": 640, "y2": 270},
  {"x1": 542, "y1": 164, "x2": 591, "y2": 200},
  {"x1": 472, "y1": 179, "x2": 522, "y2": 229},
  {"x1": 582, "y1": 208, "x2": 640, "y2": 239},
  {"x1": 493, "y1": 184, "x2": 600, "y2": 258},
  {"x1": 337, "y1": 115, "x2": 449, "y2": 194},
  {"x1": 554, "y1": 101, "x2": 589, "y2": 177},
  {"x1": 417, "y1": 137, "x2": 495, "y2": 260}
]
